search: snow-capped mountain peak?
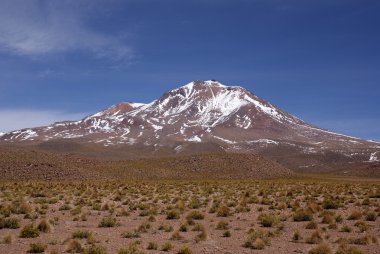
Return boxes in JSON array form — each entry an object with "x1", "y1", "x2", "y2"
[
  {"x1": 152, "y1": 80, "x2": 283, "y2": 124},
  {"x1": 1, "y1": 80, "x2": 379, "y2": 163}
]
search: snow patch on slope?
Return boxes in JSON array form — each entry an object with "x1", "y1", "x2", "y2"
[
  {"x1": 235, "y1": 115, "x2": 252, "y2": 129},
  {"x1": 20, "y1": 130, "x2": 38, "y2": 140},
  {"x1": 247, "y1": 139, "x2": 279, "y2": 145},
  {"x1": 369, "y1": 152, "x2": 379, "y2": 162},
  {"x1": 129, "y1": 103, "x2": 146, "y2": 108},
  {"x1": 212, "y1": 135, "x2": 236, "y2": 144},
  {"x1": 89, "y1": 119, "x2": 112, "y2": 131},
  {"x1": 152, "y1": 124, "x2": 163, "y2": 131},
  {"x1": 187, "y1": 135, "x2": 202, "y2": 142}
]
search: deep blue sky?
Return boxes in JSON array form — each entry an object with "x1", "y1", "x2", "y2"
[{"x1": 0, "y1": 0, "x2": 379, "y2": 141}]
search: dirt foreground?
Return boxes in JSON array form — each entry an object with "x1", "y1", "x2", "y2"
[{"x1": 0, "y1": 178, "x2": 379, "y2": 254}]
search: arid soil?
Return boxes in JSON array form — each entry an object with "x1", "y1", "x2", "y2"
[
  {"x1": 0, "y1": 179, "x2": 379, "y2": 254},
  {"x1": 0, "y1": 146, "x2": 292, "y2": 181}
]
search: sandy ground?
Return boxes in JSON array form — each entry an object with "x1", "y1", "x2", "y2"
[{"x1": 0, "y1": 180, "x2": 379, "y2": 254}]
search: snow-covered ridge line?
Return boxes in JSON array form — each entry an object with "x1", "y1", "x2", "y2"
[
  {"x1": 89, "y1": 102, "x2": 147, "y2": 118},
  {"x1": 179, "y1": 80, "x2": 226, "y2": 90},
  {"x1": 302, "y1": 124, "x2": 375, "y2": 143},
  {"x1": 129, "y1": 102, "x2": 146, "y2": 108}
]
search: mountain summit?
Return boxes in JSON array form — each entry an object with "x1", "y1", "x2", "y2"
[{"x1": 1, "y1": 80, "x2": 379, "y2": 168}]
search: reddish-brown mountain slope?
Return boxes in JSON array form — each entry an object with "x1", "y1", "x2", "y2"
[{"x1": 1, "y1": 80, "x2": 379, "y2": 171}]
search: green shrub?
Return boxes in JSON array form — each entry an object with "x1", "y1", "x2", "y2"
[
  {"x1": 28, "y1": 242, "x2": 47, "y2": 253},
  {"x1": 322, "y1": 199, "x2": 340, "y2": 209},
  {"x1": 354, "y1": 221, "x2": 369, "y2": 232},
  {"x1": 308, "y1": 243, "x2": 332, "y2": 254},
  {"x1": 258, "y1": 213, "x2": 278, "y2": 227},
  {"x1": 122, "y1": 231, "x2": 140, "y2": 239},
  {"x1": 178, "y1": 246, "x2": 192, "y2": 254},
  {"x1": 166, "y1": 210, "x2": 180, "y2": 220},
  {"x1": 147, "y1": 242, "x2": 157, "y2": 250},
  {"x1": 98, "y1": 217, "x2": 117, "y2": 227},
  {"x1": 192, "y1": 223, "x2": 204, "y2": 232},
  {"x1": 186, "y1": 211, "x2": 204, "y2": 220},
  {"x1": 365, "y1": 212, "x2": 377, "y2": 221},
  {"x1": 118, "y1": 242, "x2": 144, "y2": 254},
  {"x1": 59, "y1": 204, "x2": 72, "y2": 211},
  {"x1": 161, "y1": 242, "x2": 173, "y2": 251},
  {"x1": 188, "y1": 198, "x2": 201, "y2": 209},
  {"x1": 84, "y1": 244, "x2": 107, "y2": 254},
  {"x1": 72, "y1": 230, "x2": 92, "y2": 239},
  {"x1": 223, "y1": 230, "x2": 231, "y2": 237},
  {"x1": 340, "y1": 225, "x2": 352, "y2": 233},
  {"x1": 293, "y1": 209, "x2": 313, "y2": 222},
  {"x1": 20, "y1": 224, "x2": 40, "y2": 238},
  {"x1": 179, "y1": 224, "x2": 188, "y2": 232},
  {"x1": 0, "y1": 217, "x2": 20, "y2": 229},
  {"x1": 243, "y1": 228, "x2": 270, "y2": 249}
]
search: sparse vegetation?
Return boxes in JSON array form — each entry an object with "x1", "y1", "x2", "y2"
[
  {"x1": 147, "y1": 242, "x2": 157, "y2": 250},
  {"x1": 98, "y1": 216, "x2": 117, "y2": 227},
  {"x1": 178, "y1": 246, "x2": 192, "y2": 254},
  {"x1": 166, "y1": 210, "x2": 180, "y2": 220},
  {"x1": 186, "y1": 210, "x2": 204, "y2": 220},
  {"x1": 0, "y1": 217, "x2": 20, "y2": 229},
  {"x1": 161, "y1": 242, "x2": 173, "y2": 251},
  {"x1": 293, "y1": 209, "x2": 313, "y2": 222},
  {"x1": 0, "y1": 178, "x2": 377, "y2": 253},
  {"x1": 20, "y1": 224, "x2": 40, "y2": 238},
  {"x1": 306, "y1": 230, "x2": 323, "y2": 244},
  {"x1": 28, "y1": 243, "x2": 47, "y2": 253},
  {"x1": 258, "y1": 213, "x2": 278, "y2": 227},
  {"x1": 348, "y1": 211, "x2": 362, "y2": 220},
  {"x1": 2, "y1": 234, "x2": 12, "y2": 244},
  {"x1": 83, "y1": 244, "x2": 107, "y2": 254},
  {"x1": 37, "y1": 219, "x2": 52, "y2": 233},
  {"x1": 308, "y1": 243, "x2": 332, "y2": 254},
  {"x1": 72, "y1": 230, "x2": 92, "y2": 239},
  {"x1": 66, "y1": 240, "x2": 84, "y2": 253},
  {"x1": 293, "y1": 230, "x2": 302, "y2": 242},
  {"x1": 243, "y1": 228, "x2": 271, "y2": 249}
]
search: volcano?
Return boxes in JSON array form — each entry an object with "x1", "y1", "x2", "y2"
[{"x1": 1, "y1": 80, "x2": 379, "y2": 172}]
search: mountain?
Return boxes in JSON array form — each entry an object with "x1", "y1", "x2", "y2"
[{"x1": 1, "y1": 80, "x2": 379, "y2": 171}]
